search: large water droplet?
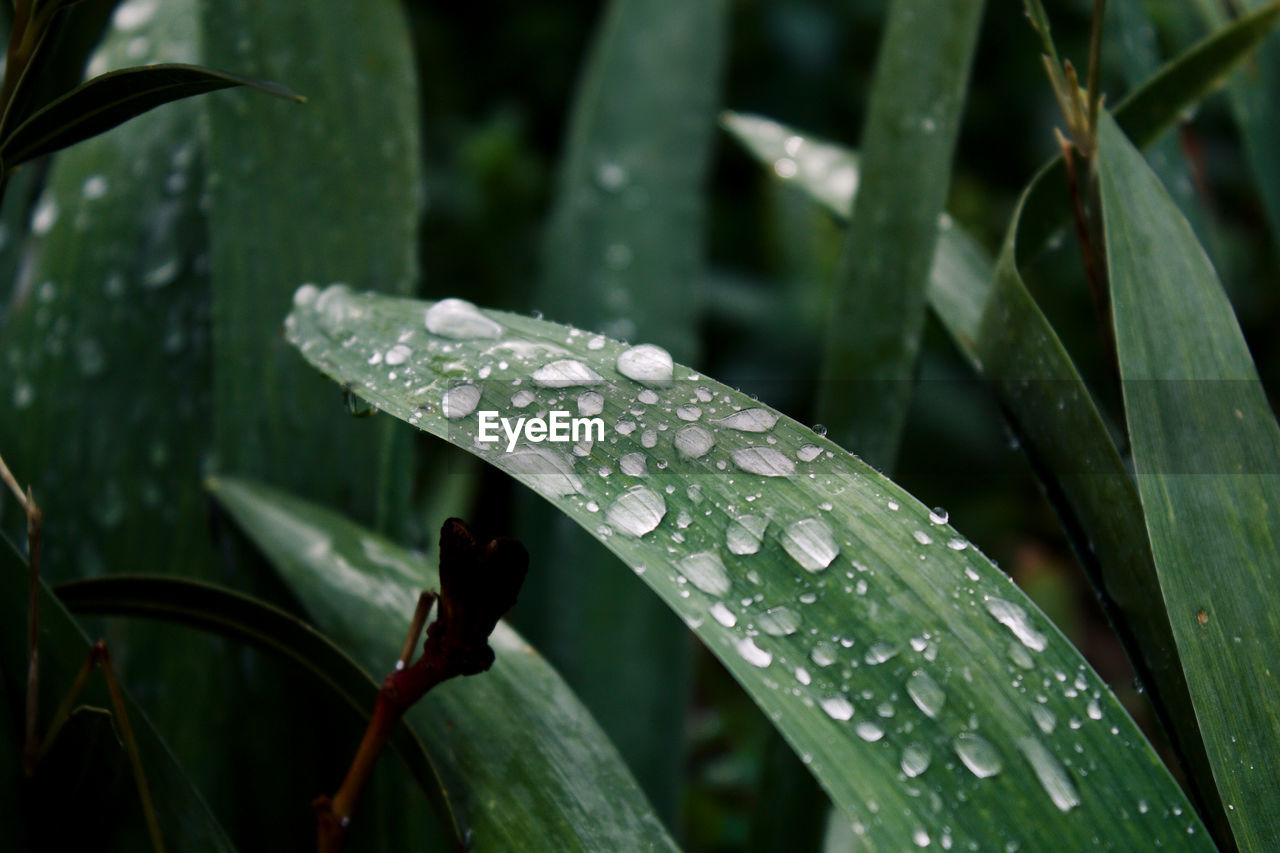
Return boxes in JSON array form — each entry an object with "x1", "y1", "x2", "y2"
[
  {"x1": 620, "y1": 452, "x2": 647, "y2": 477},
  {"x1": 1016, "y1": 737, "x2": 1080, "y2": 812},
  {"x1": 442, "y1": 384, "x2": 481, "y2": 419},
  {"x1": 716, "y1": 408, "x2": 779, "y2": 432},
  {"x1": 820, "y1": 695, "x2": 854, "y2": 721},
  {"x1": 781, "y1": 518, "x2": 838, "y2": 571},
  {"x1": 726, "y1": 514, "x2": 767, "y2": 555},
  {"x1": 505, "y1": 449, "x2": 582, "y2": 496},
  {"x1": 953, "y1": 733, "x2": 1002, "y2": 778},
  {"x1": 906, "y1": 671, "x2": 946, "y2": 719},
  {"x1": 736, "y1": 637, "x2": 773, "y2": 668},
  {"x1": 424, "y1": 298, "x2": 502, "y2": 339},
  {"x1": 606, "y1": 486, "x2": 666, "y2": 537},
  {"x1": 732, "y1": 447, "x2": 794, "y2": 477},
  {"x1": 616, "y1": 343, "x2": 673, "y2": 385},
  {"x1": 797, "y1": 445, "x2": 822, "y2": 462},
  {"x1": 679, "y1": 551, "x2": 731, "y2": 596},
  {"x1": 532, "y1": 359, "x2": 604, "y2": 388},
  {"x1": 985, "y1": 597, "x2": 1048, "y2": 652},
  {"x1": 758, "y1": 606, "x2": 800, "y2": 636},
  {"x1": 674, "y1": 425, "x2": 715, "y2": 458},
  {"x1": 578, "y1": 391, "x2": 604, "y2": 416},
  {"x1": 901, "y1": 743, "x2": 931, "y2": 777}
]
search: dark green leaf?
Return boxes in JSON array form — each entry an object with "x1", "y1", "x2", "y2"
[
  {"x1": 53, "y1": 573, "x2": 444, "y2": 821},
  {"x1": 814, "y1": 0, "x2": 985, "y2": 470},
  {"x1": 207, "y1": 475, "x2": 682, "y2": 853},
  {"x1": 0, "y1": 63, "x2": 301, "y2": 168},
  {"x1": 283, "y1": 286, "x2": 1209, "y2": 849},
  {"x1": 1098, "y1": 111, "x2": 1280, "y2": 851}
]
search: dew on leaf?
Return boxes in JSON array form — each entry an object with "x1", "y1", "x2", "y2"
[
  {"x1": 1016, "y1": 737, "x2": 1080, "y2": 812},
  {"x1": 605, "y1": 486, "x2": 666, "y2": 537},
  {"x1": 679, "y1": 551, "x2": 731, "y2": 596},
  {"x1": 780, "y1": 518, "x2": 838, "y2": 571},
  {"x1": 726, "y1": 514, "x2": 767, "y2": 555},
  {"x1": 985, "y1": 597, "x2": 1047, "y2": 652},
  {"x1": 532, "y1": 359, "x2": 604, "y2": 387},
  {"x1": 954, "y1": 733, "x2": 1002, "y2": 778},
  {"x1": 616, "y1": 343, "x2": 673, "y2": 385},
  {"x1": 758, "y1": 606, "x2": 800, "y2": 636},
  {"x1": 674, "y1": 425, "x2": 715, "y2": 458},
  {"x1": 736, "y1": 637, "x2": 773, "y2": 668},
  {"x1": 424, "y1": 298, "x2": 502, "y2": 339},
  {"x1": 901, "y1": 743, "x2": 931, "y2": 777},
  {"x1": 820, "y1": 695, "x2": 855, "y2": 721},
  {"x1": 906, "y1": 671, "x2": 946, "y2": 719},
  {"x1": 442, "y1": 384, "x2": 481, "y2": 419},
  {"x1": 715, "y1": 408, "x2": 779, "y2": 432}
]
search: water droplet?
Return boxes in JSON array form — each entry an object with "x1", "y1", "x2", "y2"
[
  {"x1": 781, "y1": 518, "x2": 838, "y2": 571},
  {"x1": 812, "y1": 423, "x2": 828, "y2": 437},
  {"x1": 511, "y1": 389, "x2": 536, "y2": 408},
  {"x1": 929, "y1": 507, "x2": 949, "y2": 524},
  {"x1": 906, "y1": 671, "x2": 946, "y2": 718},
  {"x1": 797, "y1": 445, "x2": 822, "y2": 462},
  {"x1": 606, "y1": 486, "x2": 666, "y2": 537},
  {"x1": 143, "y1": 257, "x2": 180, "y2": 288},
  {"x1": 947, "y1": 538, "x2": 967, "y2": 551},
  {"x1": 616, "y1": 344, "x2": 673, "y2": 385},
  {"x1": 674, "y1": 425, "x2": 715, "y2": 458},
  {"x1": 732, "y1": 447, "x2": 793, "y2": 477},
  {"x1": 716, "y1": 408, "x2": 779, "y2": 432},
  {"x1": 577, "y1": 391, "x2": 604, "y2": 416},
  {"x1": 864, "y1": 641, "x2": 899, "y2": 665},
  {"x1": 912, "y1": 827, "x2": 931, "y2": 848},
  {"x1": 1016, "y1": 737, "x2": 1080, "y2": 812},
  {"x1": 442, "y1": 384, "x2": 481, "y2": 419},
  {"x1": 504, "y1": 449, "x2": 583, "y2": 496},
  {"x1": 82, "y1": 174, "x2": 109, "y2": 199},
  {"x1": 1031, "y1": 705, "x2": 1056, "y2": 734},
  {"x1": 726, "y1": 514, "x2": 767, "y2": 555},
  {"x1": 985, "y1": 597, "x2": 1047, "y2": 652},
  {"x1": 1086, "y1": 698, "x2": 1102, "y2": 720},
  {"x1": 901, "y1": 743, "x2": 931, "y2": 777},
  {"x1": 811, "y1": 641, "x2": 838, "y2": 667},
  {"x1": 710, "y1": 602, "x2": 737, "y2": 627},
  {"x1": 912, "y1": 530, "x2": 933, "y2": 546},
  {"x1": 820, "y1": 695, "x2": 854, "y2": 721},
  {"x1": 676, "y1": 405, "x2": 702, "y2": 421},
  {"x1": 32, "y1": 197, "x2": 58, "y2": 235},
  {"x1": 774, "y1": 157, "x2": 798, "y2": 178},
  {"x1": 953, "y1": 733, "x2": 1002, "y2": 778},
  {"x1": 596, "y1": 161, "x2": 628, "y2": 191},
  {"x1": 736, "y1": 637, "x2": 773, "y2": 668},
  {"x1": 13, "y1": 379, "x2": 34, "y2": 409},
  {"x1": 113, "y1": 0, "x2": 158, "y2": 30},
  {"x1": 795, "y1": 667, "x2": 811, "y2": 685},
  {"x1": 384, "y1": 343, "x2": 412, "y2": 365},
  {"x1": 855, "y1": 721, "x2": 884, "y2": 742},
  {"x1": 758, "y1": 606, "x2": 800, "y2": 636},
  {"x1": 887, "y1": 499, "x2": 900, "y2": 511},
  {"x1": 533, "y1": 359, "x2": 604, "y2": 387},
  {"x1": 620, "y1": 452, "x2": 647, "y2": 477},
  {"x1": 425, "y1": 298, "x2": 502, "y2": 339},
  {"x1": 679, "y1": 551, "x2": 731, "y2": 596},
  {"x1": 293, "y1": 283, "x2": 319, "y2": 307}
]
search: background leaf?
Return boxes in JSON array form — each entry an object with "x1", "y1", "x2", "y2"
[
  {"x1": 284, "y1": 286, "x2": 1210, "y2": 850},
  {"x1": 1098, "y1": 111, "x2": 1280, "y2": 851},
  {"x1": 208, "y1": 475, "x2": 681, "y2": 853}
]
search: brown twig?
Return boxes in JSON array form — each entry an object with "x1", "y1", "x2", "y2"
[{"x1": 314, "y1": 519, "x2": 528, "y2": 851}]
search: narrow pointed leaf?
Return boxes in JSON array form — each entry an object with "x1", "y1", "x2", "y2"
[
  {"x1": 53, "y1": 574, "x2": 442, "y2": 817},
  {"x1": 1097, "y1": 112, "x2": 1280, "y2": 850},
  {"x1": 284, "y1": 286, "x2": 1210, "y2": 849},
  {"x1": 0, "y1": 540, "x2": 236, "y2": 849},
  {"x1": 815, "y1": 0, "x2": 985, "y2": 469},
  {"x1": 0, "y1": 63, "x2": 301, "y2": 167},
  {"x1": 206, "y1": 475, "x2": 680, "y2": 853}
]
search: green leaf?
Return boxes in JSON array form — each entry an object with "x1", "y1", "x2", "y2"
[
  {"x1": 284, "y1": 286, "x2": 1210, "y2": 849},
  {"x1": 0, "y1": 540, "x2": 236, "y2": 850},
  {"x1": 0, "y1": 63, "x2": 301, "y2": 169},
  {"x1": 814, "y1": 0, "x2": 985, "y2": 470},
  {"x1": 206, "y1": 475, "x2": 681, "y2": 852},
  {"x1": 1097, "y1": 111, "x2": 1280, "y2": 851},
  {"x1": 523, "y1": 0, "x2": 727, "y2": 816},
  {"x1": 52, "y1": 574, "x2": 443, "y2": 820},
  {"x1": 199, "y1": 0, "x2": 418, "y2": 529}
]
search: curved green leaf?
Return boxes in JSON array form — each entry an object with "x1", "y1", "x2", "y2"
[
  {"x1": 815, "y1": 0, "x2": 985, "y2": 470},
  {"x1": 284, "y1": 285, "x2": 1209, "y2": 850},
  {"x1": 1097, "y1": 111, "x2": 1280, "y2": 851},
  {"x1": 1, "y1": 540, "x2": 235, "y2": 850},
  {"x1": 0, "y1": 63, "x2": 301, "y2": 168},
  {"x1": 52, "y1": 573, "x2": 443, "y2": 821},
  {"x1": 206, "y1": 475, "x2": 680, "y2": 853}
]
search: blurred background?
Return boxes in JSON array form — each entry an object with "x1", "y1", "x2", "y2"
[{"x1": 1, "y1": 0, "x2": 1276, "y2": 849}]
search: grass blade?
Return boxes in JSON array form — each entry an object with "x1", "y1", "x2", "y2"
[
  {"x1": 53, "y1": 574, "x2": 444, "y2": 822},
  {"x1": 524, "y1": 0, "x2": 727, "y2": 815},
  {"x1": 283, "y1": 286, "x2": 1211, "y2": 849},
  {"x1": 815, "y1": 0, "x2": 985, "y2": 470},
  {"x1": 1097, "y1": 111, "x2": 1280, "y2": 850},
  {"x1": 0, "y1": 63, "x2": 301, "y2": 168},
  {"x1": 207, "y1": 475, "x2": 681, "y2": 852}
]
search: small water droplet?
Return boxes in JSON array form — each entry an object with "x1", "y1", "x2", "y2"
[
  {"x1": 442, "y1": 384, "x2": 481, "y2": 419},
  {"x1": 812, "y1": 423, "x2": 828, "y2": 437},
  {"x1": 384, "y1": 343, "x2": 412, "y2": 365},
  {"x1": 953, "y1": 733, "x2": 1002, "y2": 778},
  {"x1": 795, "y1": 667, "x2": 811, "y2": 685},
  {"x1": 620, "y1": 452, "x2": 647, "y2": 477},
  {"x1": 901, "y1": 743, "x2": 931, "y2": 777},
  {"x1": 912, "y1": 530, "x2": 933, "y2": 546},
  {"x1": 726, "y1": 514, "x2": 767, "y2": 555},
  {"x1": 1086, "y1": 698, "x2": 1102, "y2": 720},
  {"x1": 710, "y1": 602, "x2": 737, "y2": 627},
  {"x1": 32, "y1": 197, "x2": 59, "y2": 235},
  {"x1": 1031, "y1": 705, "x2": 1056, "y2": 734},
  {"x1": 864, "y1": 641, "x2": 899, "y2": 665},
  {"x1": 674, "y1": 424, "x2": 715, "y2": 458},
  {"x1": 596, "y1": 161, "x2": 628, "y2": 191},
  {"x1": 532, "y1": 359, "x2": 604, "y2": 387},
  {"x1": 855, "y1": 721, "x2": 884, "y2": 742},
  {"x1": 736, "y1": 637, "x2": 773, "y2": 668},
  {"x1": 906, "y1": 671, "x2": 946, "y2": 718},
  {"x1": 947, "y1": 538, "x2": 967, "y2": 551},
  {"x1": 676, "y1": 405, "x2": 702, "y2": 421},
  {"x1": 758, "y1": 606, "x2": 800, "y2": 636},
  {"x1": 985, "y1": 597, "x2": 1047, "y2": 652},
  {"x1": 820, "y1": 695, "x2": 854, "y2": 721},
  {"x1": 1016, "y1": 737, "x2": 1080, "y2": 812},
  {"x1": 811, "y1": 641, "x2": 838, "y2": 667},
  {"x1": 929, "y1": 507, "x2": 949, "y2": 524},
  {"x1": 797, "y1": 444, "x2": 822, "y2": 462}
]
